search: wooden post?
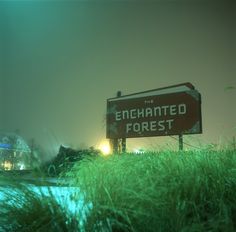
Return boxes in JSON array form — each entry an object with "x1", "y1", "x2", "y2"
[
  {"x1": 111, "y1": 91, "x2": 122, "y2": 154},
  {"x1": 118, "y1": 138, "x2": 122, "y2": 154},
  {"x1": 121, "y1": 138, "x2": 126, "y2": 153},
  {"x1": 109, "y1": 91, "x2": 127, "y2": 154},
  {"x1": 109, "y1": 139, "x2": 114, "y2": 154},
  {"x1": 179, "y1": 134, "x2": 183, "y2": 151},
  {"x1": 113, "y1": 139, "x2": 118, "y2": 154}
]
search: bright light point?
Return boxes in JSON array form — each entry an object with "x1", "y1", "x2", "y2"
[
  {"x1": 19, "y1": 163, "x2": 25, "y2": 170},
  {"x1": 134, "y1": 148, "x2": 145, "y2": 154},
  {"x1": 99, "y1": 141, "x2": 111, "y2": 155}
]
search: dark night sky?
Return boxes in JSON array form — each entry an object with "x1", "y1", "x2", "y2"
[{"x1": 0, "y1": 0, "x2": 235, "y2": 156}]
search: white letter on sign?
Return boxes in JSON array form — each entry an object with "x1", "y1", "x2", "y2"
[
  {"x1": 141, "y1": 122, "x2": 149, "y2": 132},
  {"x1": 137, "y1": 108, "x2": 145, "y2": 118},
  {"x1": 145, "y1": 108, "x2": 153, "y2": 117},
  {"x1": 166, "y1": 119, "x2": 174, "y2": 129},
  {"x1": 170, "y1": 105, "x2": 177, "y2": 115},
  {"x1": 133, "y1": 123, "x2": 140, "y2": 132},
  {"x1": 150, "y1": 121, "x2": 157, "y2": 131},
  {"x1": 179, "y1": 104, "x2": 186, "y2": 115},
  {"x1": 130, "y1": 109, "x2": 137, "y2": 119},
  {"x1": 115, "y1": 111, "x2": 121, "y2": 121},
  {"x1": 122, "y1": 110, "x2": 129, "y2": 120},
  {"x1": 126, "y1": 123, "x2": 132, "y2": 133},
  {"x1": 158, "y1": 120, "x2": 165, "y2": 131}
]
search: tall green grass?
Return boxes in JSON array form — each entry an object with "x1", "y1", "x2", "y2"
[
  {"x1": 0, "y1": 149, "x2": 235, "y2": 231},
  {"x1": 0, "y1": 183, "x2": 80, "y2": 232},
  {"x1": 66, "y1": 150, "x2": 236, "y2": 232}
]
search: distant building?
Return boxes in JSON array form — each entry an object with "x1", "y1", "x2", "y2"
[{"x1": 0, "y1": 133, "x2": 31, "y2": 170}]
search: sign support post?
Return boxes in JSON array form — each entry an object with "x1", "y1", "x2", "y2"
[
  {"x1": 121, "y1": 138, "x2": 126, "y2": 153},
  {"x1": 110, "y1": 91, "x2": 127, "y2": 154},
  {"x1": 179, "y1": 134, "x2": 183, "y2": 151},
  {"x1": 113, "y1": 139, "x2": 118, "y2": 154}
]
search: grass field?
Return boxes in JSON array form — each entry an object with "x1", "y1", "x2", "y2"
[{"x1": 0, "y1": 148, "x2": 236, "y2": 231}]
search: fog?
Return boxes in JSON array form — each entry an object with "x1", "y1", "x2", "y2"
[{"x1": 0, "y1": 0, "x2": 235, "y2": 157}]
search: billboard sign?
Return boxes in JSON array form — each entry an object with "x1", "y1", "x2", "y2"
[{"x1": 106, "y1": 83, "x2": 202, "y2": 139}]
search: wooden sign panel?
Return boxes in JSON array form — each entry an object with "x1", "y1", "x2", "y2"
[{"x1": 107, "y1": 89, "x2": 202, "y2": 139}]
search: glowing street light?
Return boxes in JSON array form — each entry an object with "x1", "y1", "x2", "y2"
[{"x1": 99, "y1": 141, "x2": 111, "y2": 155}]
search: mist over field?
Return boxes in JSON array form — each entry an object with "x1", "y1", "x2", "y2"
[{"x1": 0, "y1": 0, "x2": 235, "y2": 158}]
